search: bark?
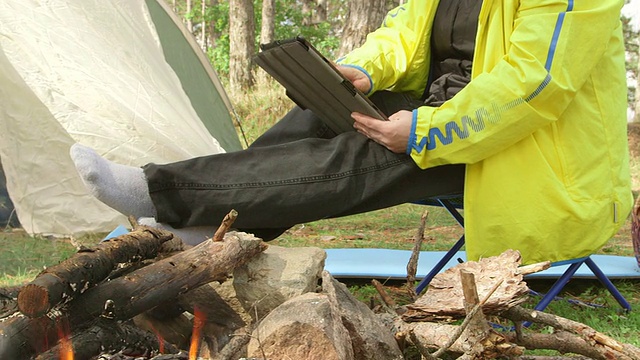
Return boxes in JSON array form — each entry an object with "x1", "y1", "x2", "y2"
[
  {"x1": 229, "y1": 0, "x2": 255, "y2": 93},
  {"x1": 17, "y1": 226, "x2": 174, "y2": 318},
  {"x1": 0, "y1": 233, "x2": 267, "y2": 359},
  {"x1": 403, "y1": 250, "x2": 529, "y2": 322},
  {"x1": 338, "y1": 0, "x2": 387, "y2": 57}
]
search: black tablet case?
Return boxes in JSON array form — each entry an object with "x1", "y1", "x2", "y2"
[{"x1": 254, "y1": 37, "x2": 387, "y2": 133}]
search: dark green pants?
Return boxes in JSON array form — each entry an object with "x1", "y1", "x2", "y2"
[{"x1": 144, "y1": 92, "x2": 465, "y2": 240}]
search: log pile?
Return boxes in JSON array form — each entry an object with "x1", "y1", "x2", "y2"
[
  {"x1": 0, "y1": 211, "x2": 268, "y2": 359},
  {"x1": 2, "y1": 210, "x2": 640, "y2": 360}
]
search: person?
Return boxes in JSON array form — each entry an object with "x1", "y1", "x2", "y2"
[{"x1": 71, "y1": 0, "x2": 633, "y2": 265}]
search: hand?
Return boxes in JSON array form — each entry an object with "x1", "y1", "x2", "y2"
[
  {"x1": 352, "y1": 110, "x2": 413, "y2": 153},
  {"x1": 336, "y1": 65, "x2": 372, "y2": 93}
]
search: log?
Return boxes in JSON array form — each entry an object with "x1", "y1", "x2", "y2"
[
  {"x1": 17, "y1": 226, "x2": 175, "y2": 318},
  {"x1": 503, "y1": 306, "x2": 640, "y2": 360},
  {"x1": 133, "y1": 312, "x2": 193, "y2": 351},
  {"x1": 67, "y1": 232, "x2": 265, "y2": 324},
  {"x1": 506, "y1": 331, "x2": 615, "y2": 360},
  {"x1": 0, "y1": 285, "x2": 19, "y2": 317},
  {"x1": 403, "y1": 250, "x2": 529, "y2": 322},
  {"x1": 0, "y1": 232, "x2": 267, "y2": 359},
  {"x1": 35, "y1": 302, "x2": 180, "y2": 360}
]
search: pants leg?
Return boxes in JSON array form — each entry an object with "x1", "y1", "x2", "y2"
[{"x1": 144, "y1": 92, "x2": 465, "y2": 239}]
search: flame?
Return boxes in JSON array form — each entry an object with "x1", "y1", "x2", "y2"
[
  {"x1": 189, "y1": 306, "x2": 207, "y2": 360},
  {"x1": 56, "y1": 318, "x2": 74, "y2": 360},
  {"x1": 149, "y1": 323, "x2": 165, "y2": 354}
]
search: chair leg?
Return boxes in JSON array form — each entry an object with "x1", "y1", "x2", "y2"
[
  {"x1": 533, "y1": 261, "x2": 584, "y2": 312},
  {"x1": 584, "y1": 257, "x2": 632, "y2": 311},
  {"x1": 415, "y1": 235, "x2": 465, "y2": 295},
  {"x1": 533, "y1": 257, "x2": 631, "y2": 314}
]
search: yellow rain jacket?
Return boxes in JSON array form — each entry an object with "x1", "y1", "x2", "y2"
[{"x1": 339, "y1": 0, "x2": 633, "y2": 264}]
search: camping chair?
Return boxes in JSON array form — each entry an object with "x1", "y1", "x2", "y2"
[{"x1": 413, "y1": 195, "x2": 632, "y2": 312}]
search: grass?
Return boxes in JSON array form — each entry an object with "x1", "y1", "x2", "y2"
[{"x1": 1, "y1": 79, "x2": 639, "y2": 354}]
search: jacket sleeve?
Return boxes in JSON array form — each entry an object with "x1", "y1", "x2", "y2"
[
  {"x1": 336, "y1": 0, "x2": 433, "y2": 97},
  {"x1": 407, "y1": 0, "x2": 625, "y2": 168}
]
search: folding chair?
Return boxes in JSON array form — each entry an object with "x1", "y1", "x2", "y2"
[{"x1": 413, "y1": 195, "x2": 632, "y2": 312}]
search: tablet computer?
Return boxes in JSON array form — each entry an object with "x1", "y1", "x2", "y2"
[{"x1": 254, "y1": 36, "x2": 387, "y2": 133}]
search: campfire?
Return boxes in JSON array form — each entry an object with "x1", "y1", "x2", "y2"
[{"x1": 2, "y1": 210, "x2": 640, "y2": 360}]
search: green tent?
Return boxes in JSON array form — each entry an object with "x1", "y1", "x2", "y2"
[{"x1": 0, "y1": 0, "x2": 242, "y2": 235}]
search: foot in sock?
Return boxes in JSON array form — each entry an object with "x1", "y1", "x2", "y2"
[{"x1": 70, "y1": 143, "x2": 156, "y2": 218}]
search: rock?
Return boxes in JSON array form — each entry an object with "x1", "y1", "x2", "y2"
[
  {"x1": 322, "y1": 271, "x2": 404, "y2": 360},
  {"x1": 247, "y1": 292, "x2": 354, "y2": 360},
  {"x1": 233, "y1": 246, "x2": 326, "y2": 320}
]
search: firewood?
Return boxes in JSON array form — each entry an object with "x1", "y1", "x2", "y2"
[
  {"x1": 503, "y1": 306, "x2": 640, "y2": 360},
  {"x1": 18, "y1": 226, "x2": 175, "y2": 318},
  {"x1": 0, "y1": 232, "x2": 267, "y2": 359},
  {"x1": 133, "y1": 312, "x2": 193, "y2": 351},
  {"x1": 213, "y1": 209, "x2": 238, "y2": 242},
  {"x1": 0, "y1": 285, "x2": 19, "y2": 317},
  {"x1": 403, "y1": 250, "x2": 529, "y2": 322},
  {"x1": 212, "y1": 326, "x2": 253, "y2": 360},
  {"x1": 35, "y1": 300, "x2": 180, "y2": 360},
  {"x1": 406, "y1": 209, "x2": 429, "y2": 295}
]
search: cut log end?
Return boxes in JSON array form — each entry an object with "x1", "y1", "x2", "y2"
[{"x1": 17, "y1": 283, "x2": 52, "y2": 318}]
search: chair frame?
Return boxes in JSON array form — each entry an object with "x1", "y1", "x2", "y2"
[{"x1": 414, "y1": 197, "x2": 631, "y2": 312}]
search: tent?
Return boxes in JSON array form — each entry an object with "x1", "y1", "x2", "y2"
[{"x1": 0, "y1": 0, "x2": 242, "y2": 236}]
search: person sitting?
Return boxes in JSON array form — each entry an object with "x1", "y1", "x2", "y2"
[{"x1": 71, "y1": 0, "x2": 633, "y2": 265}]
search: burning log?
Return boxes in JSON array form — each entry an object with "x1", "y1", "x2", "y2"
[
  {"x1": 18, "y1": 226, "x2": 175, "y2": 318},
  {"x1": 0, "y1": 230, "x2": 267, "y2": 359},
  {"x1": 35, "y1": 300, "x2": 180, "y2": 360}
]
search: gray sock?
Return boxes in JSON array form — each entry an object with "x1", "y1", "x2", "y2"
[{"x1": 70, "y1": 143, "x2": 156, "y2": 218}]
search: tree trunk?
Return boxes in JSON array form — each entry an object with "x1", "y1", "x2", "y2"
[
  {"x1": 313, "y1": 0, "x2": 328, "y2": 24},
  {"x1": 260, "y1": 0, "x2": 275, "y2": 46},
  {"x1": 186, "y1": 0, "x2": 194, "y2": 32},
  {"x1": 229, "y1": 0, "x2": 255, "y2": 93},
  {"x1": 201, "y1": 0, "x2": 208, "y2": 52},
  {"x1": 338, "y1": 0, "x2": 387, "y2": 57},
  {"x1": 301, "y1": 0, "x2": 313, "y2": 26},
  {"x1": 633, "y1": 57, "x2": 640, "y2": 122}
]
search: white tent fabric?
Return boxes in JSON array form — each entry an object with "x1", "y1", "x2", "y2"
[{"x1": 0, "y1": 0, "x2": 228, "y2": 235}]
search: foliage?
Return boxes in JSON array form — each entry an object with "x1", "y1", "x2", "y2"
[{"x1": 170, "y1": 0, "x2": 346, "y2": 77}]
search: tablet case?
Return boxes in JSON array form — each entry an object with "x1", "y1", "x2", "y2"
[{"x1": 254, "y1": 36, "x2": 387, "y2": 133}]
